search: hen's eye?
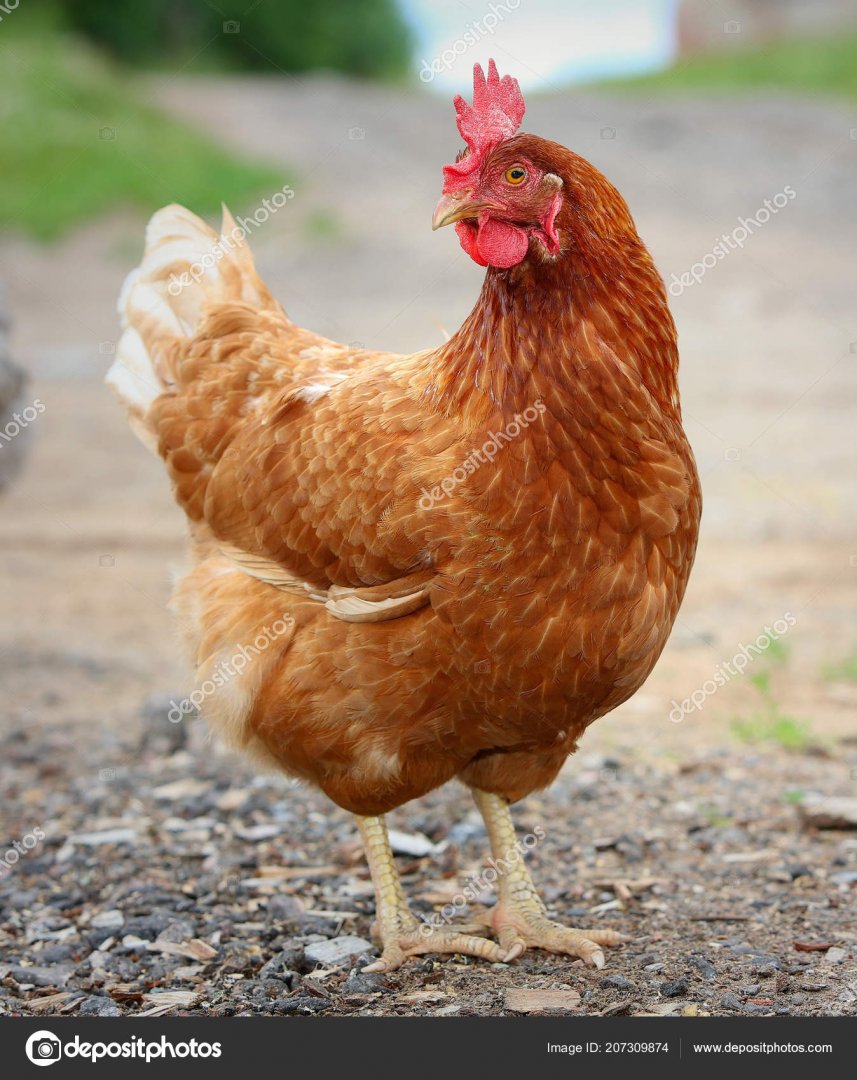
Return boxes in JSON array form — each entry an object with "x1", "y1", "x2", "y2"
[{"x1": 504, "y1": 165, "x2": 527, "y2": 185}]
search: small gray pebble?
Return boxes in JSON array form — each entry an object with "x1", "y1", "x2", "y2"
[
  {"x1": 156, "y1": 919, "x2": 197, "y2": 944},
  {"x1": 275, "y1": 995, "x2": 331, "y2": 1014},
  {"x1": 78, "y1": 995, "x2": 123, "y2": 1017},
  {"x1": 660, "y1": 976, "x2": 689, "y2": 998},
  {"x1": 447, "y1": 820, "x2": 484, "y2": 844},
  {"x1": 267, "y1": 895, "x2": 304, "y2": 922},
  {"x1": 37, "y1": 944, "x2": 79, "y2": 964},
  {"x1": 689, "y1": 956, "x2": 716, "y2": 980},
  {"x1": 750, "y1": 960, "x2": 780, "y2": 976},
  {"x1": 6, "y1": 964, "x2": 75, "y2": 988},
  {"x1": 305, "y1": 936, "x2": 374, "y2": 967},
  {"x1": 122, "y1": 913, "x2": 173, "y2": 940},
  {"x1": 260, "y1": 949, "x2": 304, "y2": 986},
  {"x1": 342, "y1": 972, "x2": 389, "y2": 994}
]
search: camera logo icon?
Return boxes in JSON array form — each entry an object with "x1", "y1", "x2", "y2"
[{"x1": 25, "y1": 1030, "x2": 62, "y2": 1066}]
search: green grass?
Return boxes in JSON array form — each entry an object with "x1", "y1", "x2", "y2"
[
  {"x1": 821, "y1": 653, "x2": 857, "y2": 683},
  {"x1": 303, "y1": 209, "x2": 345, "y2": 242},
  {"x1": 729, "y1": 638, "x2": 816, "y2": 750},
  {"x1": 699, "y1": 803, "x2": 733, "y2": 828},
  {"x1": 1, "y1": 33, "x2": 290, "y2": 240},
  {"x1": 731, "y1": 713, "x2": 814, "y2": 751},
  {"x1": 597, "y1": 32, "x2": 857, "y2": 102}
]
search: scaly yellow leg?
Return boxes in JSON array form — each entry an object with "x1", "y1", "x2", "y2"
[
  {"x1": 357, "y1": 814, "x2": 507, "y2": 973},
  {"x1": 473, "y1": 789, "x2": 628, "y2": 969}
]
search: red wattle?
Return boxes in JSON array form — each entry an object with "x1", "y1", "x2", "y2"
[
  {"x1": 474, "y1": 218, "x2": 529, "y2": 268},
  {"x1": 455, "y1": 221, "x2": 487, "y2": 266}
]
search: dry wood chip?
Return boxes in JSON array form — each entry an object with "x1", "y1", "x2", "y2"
[
  {"x1": 601, "y1": 1000, "x2": 634, "y2": 1016},
  {"x1": 798, "y1": 796, "x2": 857, "y2": 830},
  {"x1": 216, "y1": 788, "x2": 251, "y2": 811},
  {"x1": 386, "y1": 829, "x2": 439, "y2": 857},
  {"x1": 28, "y1": 993, "x2": 78, "y2": 1014},
  {"x1": 139, "y1": 990, "x2": 200, "y2": 1016},
  {"x1": 415, "y1": 879, "x2": 478, "y2": 904},
  {"x1": 504, "y1": 988, "x2": 581, "y2": 1014},
  {"x1": 254, "y1": 864, "x2": 343, "y2": 880},
  {"x1": 147, "y1": 938, "x2": 217, "y2": 961},
  {"x1": 66, "y1": 828, "x2": 139, "y2": 846},
  {"x1": 589, "y1": 899, "x2": 624, "y2": 913},
  {"x1": 151, "y1": 778, "x2": 210, "y2": 800},
  {"x1": 400, "y1": 990, "x2": 451, "y2": 1003}
]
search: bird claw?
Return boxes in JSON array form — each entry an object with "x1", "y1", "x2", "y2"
[
  {"x1": 366, "y1": 923, "x2": 509, "y2": 972},
  {"x1": 492, "y1": 904, "x2": 628, "y2": 968}
]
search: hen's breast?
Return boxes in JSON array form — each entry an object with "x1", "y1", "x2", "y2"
[{"x1": 426, "y1": 369, "x2": 701, "y2": 735}]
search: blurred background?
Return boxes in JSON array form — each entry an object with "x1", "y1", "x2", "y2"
[
  {"x1": 0, "y1": 0, "x2": 856, "y2": 1019},
  {"x1": 3, "y1": 0, "x2": 854, "y2": 751}
]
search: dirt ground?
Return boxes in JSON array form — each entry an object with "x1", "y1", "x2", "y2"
[{"x1": 0, "y1": 75, "x2": 855, "y2": 1017}]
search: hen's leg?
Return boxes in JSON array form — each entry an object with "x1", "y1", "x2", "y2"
[
  {"x1": 473, "y1": 789, "x2": 628, "y2": 969},
  {"x1": 357, "y1": 814, "x2": 507, "y2": 973}
]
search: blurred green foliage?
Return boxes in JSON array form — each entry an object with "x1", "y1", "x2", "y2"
[
  {"x1": 729, "y1": 640, "x2": 814, "y2": 751},
  {"x1": 821, "y1": 652, "x2": 857, "y2": 683},
  {"x1": 0, "y1": 30, "x2": 288, "y2": 240},
  {"x1": 55, "y1": 0, "x2": 413, "y2": 78},
  {"x1": 601, "y1": 31, "x2": 857, "y2": 101}
]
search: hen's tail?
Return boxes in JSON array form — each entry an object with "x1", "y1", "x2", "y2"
[{"x1": 106, "y1": 203, "x2": 277, "y2": 451}]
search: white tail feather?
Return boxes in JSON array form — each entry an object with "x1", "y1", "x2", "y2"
[{"x1": 106, "y1": 203, "x2": 273, "y2": 450}]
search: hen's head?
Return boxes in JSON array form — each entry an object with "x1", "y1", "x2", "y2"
[
  {"x1": 432, "y1": 61, "x2": 561, "y2": 269},
  {"x1": 434, "y1": 60, "x2": 634, "y2": 273}
]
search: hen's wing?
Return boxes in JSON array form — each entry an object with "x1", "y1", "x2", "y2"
[
  {"x1": 155, "y1": 330, "x2": 454, "y2": 614},
  {"x1": 107, "y1": 204, "x2": 470, "y2": 612}
]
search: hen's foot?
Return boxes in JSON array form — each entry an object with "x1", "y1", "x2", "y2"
[
  {"x1": 473, "y1": 788, "x2": 629, "y2": 968},
  {"x1": 357, "y1": 813, "x2": 508, "y2": 973},
  {"x1": 364, "y1": 909, "x2": 506, "y2": 973},
  {"x1": 491, "y1": 899, "x2": 628, "y2": 968}
]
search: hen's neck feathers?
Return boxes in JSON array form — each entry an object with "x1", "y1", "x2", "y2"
[{"x1": 424, "y1": 143, "x2": 680, "y2": 426}]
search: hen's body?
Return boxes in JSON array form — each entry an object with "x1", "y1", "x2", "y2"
[{"x1": 110, "y1": 107, "x2": 700, "y2": 970}]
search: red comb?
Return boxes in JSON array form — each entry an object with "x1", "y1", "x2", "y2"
[{"x1": 442, "y1": 60, "x2": 525, "y2": 190}]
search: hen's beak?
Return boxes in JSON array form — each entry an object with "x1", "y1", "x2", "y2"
[{"x1": 432, "y1": 192, "x2": 496, "y2": 230}]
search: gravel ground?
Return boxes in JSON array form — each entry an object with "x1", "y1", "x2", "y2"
[{"x1": 1, "y1": 703, "x2": 855, "y2": 1018}]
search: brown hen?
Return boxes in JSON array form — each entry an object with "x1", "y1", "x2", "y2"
[{"x1": 108, "y1": 61, "x2": 700, "y2": 972}]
